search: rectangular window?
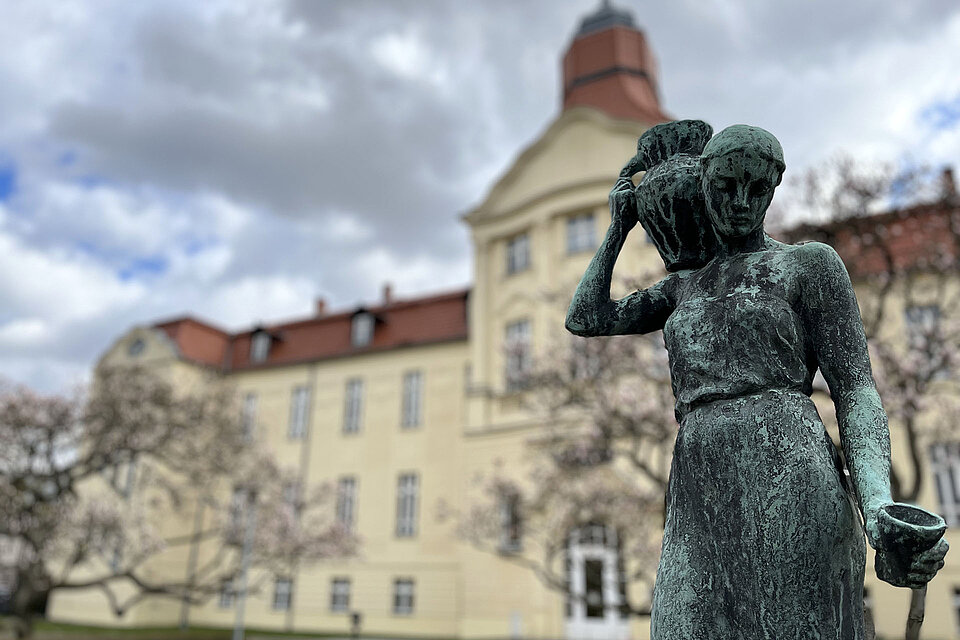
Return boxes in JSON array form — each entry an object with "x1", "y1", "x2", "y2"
[
  {"x1": 395, "y1": 473, "x2": 419, "y2": 537},
  {"x1": 506, "y1": 233, "x2": 530, "y2": 275},
  {"x1": 401, "y1": 370, "x2": 423, "y2": 428},
  {"x1": 288, "y1": 385, "x2": 310, "y2": 440},
  {"x1": 273, "y1": 577, "x2": 293, "y2": 611},
  {"x1": 241, "y1": 392, "x2": 257, "y2": 441},
  {"x1": 352, "y1": 312, "x2": 375, "y2": 347},
  {"x1": 392, "y1": 578, "x2": 415, "y2": 615},
  {"x1": 330, "y1": 577, "x2": 350, "y2": 612},
  {"x1": 219, "y1": 580, "x2": 235, "y2": 609},
  {"x1": 343, "y1": 379, "x2": 363, "y2": 434},
  {"x1": 930, "y1": 443, "x2": 960, "y2": 526},
  {"x1": 566, "y1": 213, "x2": 595, "y2": 254},
  {"x1": 336, "y1": 476, "x2": 357, "y2": 531},
  {"x1": 250, "y1": 331, "x2": 271, "y2": 363},
  {"x1": 505, "y1": 320, "x2": 532, "y2": 390},
  {"x1": 499, "y1": 492, "x2": 522, "y2": 552}
]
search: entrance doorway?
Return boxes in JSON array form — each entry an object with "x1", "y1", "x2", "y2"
[{"x1": 565, "y1": 523, "x2": 630, "y2": 640}]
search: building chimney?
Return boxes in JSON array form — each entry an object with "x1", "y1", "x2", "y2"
[
  {"x1": 562, "y1": 1, "x2": 669, "y2": 124},
  {"x1": 382, "y1": 283, "x2": 393, "y2": 306},
  {"x1": 315, "y1": 298, "x2": 327, "y2": 316},
  {"x1": 941, "y1": 167, "x2": 957, "y2": 203}
]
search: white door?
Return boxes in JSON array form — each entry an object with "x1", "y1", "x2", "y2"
[{"x1": 565, "y1": 524, "x2": 630, "y2": 640}]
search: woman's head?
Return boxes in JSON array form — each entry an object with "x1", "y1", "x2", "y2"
[{"x1": 700, "y1": 125, "x2": 785, "y2": 239}]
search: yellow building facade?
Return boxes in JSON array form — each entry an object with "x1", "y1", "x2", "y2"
[{"x1": 48, "y1": 3, "x2": 960, "y2": 639}]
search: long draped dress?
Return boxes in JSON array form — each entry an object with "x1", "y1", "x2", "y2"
[{"x1": 651, "y1": 245, "x2": 866, "y2": 639}]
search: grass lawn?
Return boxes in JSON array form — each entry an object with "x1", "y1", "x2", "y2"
[
  {"x1": 3, "y1": 619, "x2": 351, "y2": 640},
  {"x1": 2, "y1": 619, "x2": 457, "y2": 640}
]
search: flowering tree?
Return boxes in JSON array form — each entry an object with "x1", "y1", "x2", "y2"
[
  {"x1": 784, "y1": 157, "x2": 960, "y2": 504},
  {"x1": 0, "y1": 366, "x2": 357, "y2": 639},
  {"x1": 449, "y1": 302, "x2": 676, "y2": 616}
]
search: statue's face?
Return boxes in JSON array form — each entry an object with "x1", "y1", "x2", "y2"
[{"x1": 701, "y1": 151, "x2": 782, "y2": 238}]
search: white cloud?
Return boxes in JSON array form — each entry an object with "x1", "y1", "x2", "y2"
[{"x1": 0, "y1": 0, "x2": 958, "y2": 393}]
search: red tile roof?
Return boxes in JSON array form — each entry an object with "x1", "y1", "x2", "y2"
[
  {"x1": 782, "y1": 202, "x2": 960, "y2": 279},
  {"x1": 562, "y1": 25, "x2": 671, "y2": 125},
  {"x1": 154, "y1": 289, "x2": 469, "y2": 371}
]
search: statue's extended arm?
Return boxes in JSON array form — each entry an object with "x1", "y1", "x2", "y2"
[
  {"x1": 799, "y1": 242, "x2": 893, "y2": 518},
  {"x1": 565, "y1": 178, "x2": 674, "y2": 337}
]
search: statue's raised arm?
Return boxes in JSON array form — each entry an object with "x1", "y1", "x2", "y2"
[{"x1": 565, "y1": 120, "x2": 714, "y2": 337}]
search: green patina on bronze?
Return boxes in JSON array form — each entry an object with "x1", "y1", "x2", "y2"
[{"x1": 566, "y1": 121, "x2": 948, "y2": 638}]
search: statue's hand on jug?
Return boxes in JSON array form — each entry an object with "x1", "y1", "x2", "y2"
[{"x1": 609, "y1": 177, "x2": 638, "y2": 233}]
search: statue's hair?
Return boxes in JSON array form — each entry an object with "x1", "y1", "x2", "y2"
[{"x1": 702, "y1": 125, "x2": 785, "y2": 174}]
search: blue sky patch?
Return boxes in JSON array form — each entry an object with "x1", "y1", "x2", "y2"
[
  {"x1": 57, "y1": 150, "x2": 77, "y2": 167},
  {"x1": 920, "y1": 94, "x2": 960, "y2": 131},
  {"x1": 0, "y1": 163, "x2": 17, "y2": 201},
  {"x1": 118, "y1": 255, "x2": 169, "y2": 281}
]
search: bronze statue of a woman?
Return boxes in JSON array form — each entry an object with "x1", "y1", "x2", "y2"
[{"x1": 565, "y1": 121, "x2": 948, "y2": 638}]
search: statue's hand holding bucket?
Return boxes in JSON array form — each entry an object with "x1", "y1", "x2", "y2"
[{"x1": 871, "y1": 503, "x2": 948, "y2": 640}]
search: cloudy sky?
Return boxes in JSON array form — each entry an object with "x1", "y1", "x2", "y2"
[{"x1": 1, "y1": 0, "x2": 959, "y2": 391}]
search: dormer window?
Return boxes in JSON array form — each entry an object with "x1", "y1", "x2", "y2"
[
  {"x1": 250, "y1": 330, "x2": 271, "y2": 363},
  {"x1": 352, "y1": 312, "x2": 375, "y2": 348}
]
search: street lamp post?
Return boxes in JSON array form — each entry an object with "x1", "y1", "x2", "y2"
[{"x1": 232, "y1": 490, "x2": 257, "y2": 640}]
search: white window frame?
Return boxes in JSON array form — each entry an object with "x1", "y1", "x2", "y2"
[
  {"x1": 506, "y1": 233, "x2": 530, "y2": 275},
  {"x1": 250, "y1": 331, "x2": 271, "y2": 363},
  {"x1": 272, "y1": 577, "x2": 293, "y2": 611},
  {"x1": 336, "y1": 476, "x2": 357, "y2": 531},
  {"x1": 395, "y1": 473, "x2": 419, "y2": 538},
  {"x1": 401, "y1": 370, "x2": 423, "y2": 428},
  {"x1": 930, "y1": 443, "x2": 960, "y2": 526},
  {"x1": 330, "y1": 577, "x2": 350, "y2": 612},
  {"x1": 241, "y1": 392, "x2": 257, "y2": 441},
  {"x1": 392, "y1": 578, "x2": 415, "y2": 615},
  {"x1": 505, "y1": 319, "x2": 532, "y2": 390},
  {"x1": 343, "y1": 379, "x2": 364, "y2": 434},
  {"x1": 352, "y1": 312, "x2": 375, "y2": 347},
  {"x1": 567, "y1": 212, "x2": 596, "y2": 254},
  {"x1": 288, "y1": 385, "x2": 310, "y2": 440}
]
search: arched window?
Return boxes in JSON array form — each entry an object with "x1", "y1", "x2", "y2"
[{"x1": 351, "y1": 312, "x2": 375, "y2": 347}]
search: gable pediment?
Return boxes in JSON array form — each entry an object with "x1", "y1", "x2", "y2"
[{"x1": 464, "y1": 107, "x2": 648, "y2": 225}]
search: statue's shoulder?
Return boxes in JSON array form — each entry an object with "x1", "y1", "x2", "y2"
[
  {"x1": 790, "y1": 240, "x2": 843, "y2": 266},
  {"x1": 786, "y1": 241, "x2": 850, "y2": 288}
]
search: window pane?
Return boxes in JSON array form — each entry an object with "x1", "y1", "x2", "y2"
[
  {"x1": 344, "y1": 379, "x2": 363, "y2": 433},
  {"x1": 567, "y1": 213, "x2": 595, "y2": 254},
  {"x1": 273, "y1": 578, "x2": 292, "y2": 610},
  {"x1": 396, "y1": 473, "x2": 419, "y2": 537},
  {"x1": 393, "y1": 578, "x2": 415, "y2": 614},
  {"x1": 402, "y1": 371, "x2": 423, "y2": 428},
  {"x1": 330, "y1": 578, "x2": 350, "y2": 612},
  {"x1": 506, "y1": 233, "x2": 530, "y2": 275},
  {"x1": 336, "y1": 477, "x2": 356, "y2": 530},
  {"x1": 250, "y1": 332, "x2": 271, "y2": 363},
  {"x1": 288, "y1": 386, "x2": 310, "y2": 439},
  {"x1": 505, "y1": 320, "x2": 531, "y2": 390},
  {"x1": 352, "y1": 313, "x2": 375, "y2": 347}
]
